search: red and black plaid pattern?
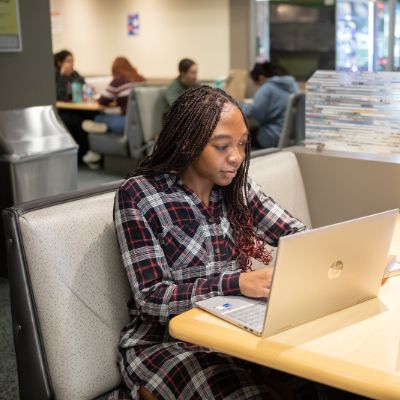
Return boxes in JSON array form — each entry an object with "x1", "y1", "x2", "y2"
[
  {"x1": 113, "y1": 343, "x2": 279, "y2": 399},
  {"x1": 111, "y1": 173, "x2": 307, "y2": 399},
  {"x1": 108, "y1": 343, "x2": 319, "y2": 400}
]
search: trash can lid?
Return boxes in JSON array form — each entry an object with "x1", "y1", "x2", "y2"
[{"x1": 0, "y1": 105, "x2": 78, "y2": 161}]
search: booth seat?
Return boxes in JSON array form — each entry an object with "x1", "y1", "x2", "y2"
[
  {"x1": 2, "y1": 151, "x2": 310, "y2": 400},
  {"x1": 88, "y1": 86, "x2": 166, "y2": 161}
]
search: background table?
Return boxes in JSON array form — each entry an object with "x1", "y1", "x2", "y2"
[
  {"x1": 55, "y1": 101, "x2": 104, "y2": 112},
  {"x1": 170, "y1": 215, "x2": 400, "y2": 400}
]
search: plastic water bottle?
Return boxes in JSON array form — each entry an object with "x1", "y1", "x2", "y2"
[
  {"x1": 82, "y1": 84, "x2": 94, "y2": 103},
  {"x1": 214, "y1": 79, "x2": 223, "y2": 89},
  {"x1": 71, "y1": 81, "x2": 83, "y2": 103}
]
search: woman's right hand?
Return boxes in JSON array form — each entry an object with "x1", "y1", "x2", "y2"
[{"x1": 239, "y1": 268, "x2": 274, "y2": 298}]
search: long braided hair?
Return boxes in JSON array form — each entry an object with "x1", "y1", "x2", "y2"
[{"x1": 129, "y1": 85, "x2": 272, "y2": 270}]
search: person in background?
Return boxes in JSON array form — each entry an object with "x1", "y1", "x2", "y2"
[
  {"x1": 163, "y1": 58, "x2": 198, "y2": 118},
  {"x1": 241, "y1": 61, "x2": 299, "y2": 149},
  {"x1": 54, "y1": 50, "x2": 90, "y2": 163},
  {"x1": 54, "y1": 49, "x2": 85, "y2": 101},
  {"x1": 81, "y1": 57, "x2": 146, "y2": 165}
]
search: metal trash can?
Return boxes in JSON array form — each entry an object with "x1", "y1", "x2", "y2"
[{"x1": 0, "y1": 105, "x2": 78, "y2": 274}]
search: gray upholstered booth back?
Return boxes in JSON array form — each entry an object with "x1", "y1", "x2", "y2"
[
  {"x1": 88, "y1": 86, "x2": 166, "y2": 159},
  {"x1": 3, "y1": 183, "x2": 130, "y2": 400},
  {"x1": 249, "y1": 151, "x2": 311, "y2": 228}
]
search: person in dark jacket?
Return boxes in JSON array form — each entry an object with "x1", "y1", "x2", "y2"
[
  {"x1": 54, "y1": 50, "x2": 85, "y2": 101},
  {"x1": 54, "y1": 50, "x2": 91, "y2": 164},
  {"x1": 241, "y1": 62, "x2": 299, "y2": 149}
]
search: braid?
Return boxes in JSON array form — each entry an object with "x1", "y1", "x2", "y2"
[{"x1": 129, "y1": 86, "x2": 272, "y2": 271}]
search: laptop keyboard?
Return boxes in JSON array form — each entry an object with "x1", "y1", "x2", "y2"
[{"x1": 225, "y1": 303, "x2": 266, "y2": 333}]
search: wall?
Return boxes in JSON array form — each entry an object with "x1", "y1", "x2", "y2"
[
  {"x1": 50, "y1": 0, "x2": 230, "y2": 80},
  {"x1": 229, "y1": 0, "x2": 251, "y2": 70},
  {"x1": 0, "y1": 0, "x2": 55, "y2": 110},
  {"x1": 229, "y1": 0, "x2": 258, "y2": 98}
]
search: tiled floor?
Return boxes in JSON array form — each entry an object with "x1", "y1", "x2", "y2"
[
  {"x1": 0, "y1": 165, "x2": 122, "y2": 399},
  {"x1": 77, "y1": 164, "x2": 122, "y2": 191}
]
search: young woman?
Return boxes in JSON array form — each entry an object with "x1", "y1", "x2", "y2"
[
  {"x1": 242, "y1": 62, "x2": 299, "y2": 149},
  {"x1": 81, "y1": 56, "x2": 146, "y2": 164},
  {"x1": 110, "y1": 86, "x2": 317, "y2": 400}
]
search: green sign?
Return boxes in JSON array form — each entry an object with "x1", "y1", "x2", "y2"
[{"x1": 0, "y1": 0, "x2": 22, "y2": 51}]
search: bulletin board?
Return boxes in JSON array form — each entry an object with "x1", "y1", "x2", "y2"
[{"x1": 0, "y1": 0, "x2": 22, "y2": 52}]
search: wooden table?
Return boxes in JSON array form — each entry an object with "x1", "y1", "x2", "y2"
[
  {"x1": 55, "y1": 101, "x2": 104, "y2": 112},
  {"x1": 170, "y1": 215, "x2": 400, "y2": 400}
]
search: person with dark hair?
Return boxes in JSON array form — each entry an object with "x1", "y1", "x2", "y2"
[
  {"x1": 54, "y1": 49, "x2": 85, "y2": 101},
  {"x1": 163, "y1": 58, "x2": 198, "y2": 118},
  {"x1": 81, "y1": 57, "x2": 146, "y2": 165},
  {"x1": 54, "y1": 49, "x2": 90, "y2": 163},
  {"x1": 110, "y1": 86, "x2": 320, "y2": 399},
  {"x1": 242, "y1": 61, "x2": 299, "y2": 149}
]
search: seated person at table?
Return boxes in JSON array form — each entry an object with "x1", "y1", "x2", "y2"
[
  {"x1": 109, "y1": 86, "x2": 320, "y2": 400},
  {"x1": 81, "y1": 57, "x2": 145, "y2": 164},
  {"x1": 54, "y1": 49, "x2": 85, "y2": 101},
  {"x1": 54, "y1": 49, "x2": 90, "y2": 163},
  {"x1": 241, "y1": 62, "x2": 299, "y2": 149},
  {"x1": 163, "y1": 58, "x2": 198, "y2": 118},
  {"x1": 82, "y1": 56, "x2": 145, "y2": 135}
]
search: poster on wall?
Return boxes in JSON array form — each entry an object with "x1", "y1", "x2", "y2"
[
  {"x1": 127, "y1": 13, "x2": 140, "y2": 36},
  {"x1": 0, "y1": 0, "x2": 22, "y2": 52},
  {"x1": 51, "y1": 11, "x2": 63, "y2": 35}
]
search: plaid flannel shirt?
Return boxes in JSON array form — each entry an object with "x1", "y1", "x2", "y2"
[{"x1": 114, "y1": 172, "x2": 305, "y2": 348}]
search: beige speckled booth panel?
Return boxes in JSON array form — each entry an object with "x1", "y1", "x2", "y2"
[
  {"x1": 249, "y1": 152, "x2": 312, "y2": 229},
  {"x1": 19, "y1": 191, "x2": 131, "y2": 400},
  {"x1": 135, "y1": 86, "x2": 166, "y2": 144}
]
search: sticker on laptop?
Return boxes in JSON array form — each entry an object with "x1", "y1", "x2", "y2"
[{"x1": 216, "y1": 303, "x2": 232, "y2": 310}]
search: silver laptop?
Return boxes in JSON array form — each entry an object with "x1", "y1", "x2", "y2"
[{"x1": 196, "y1": 209, "x2": 398, "y2": 337}]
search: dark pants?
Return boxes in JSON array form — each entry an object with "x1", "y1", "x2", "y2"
[
  {"x1": 250, "y1": 126, "x2": 279, "y2": 149},
  {"x1": 57, "y1": 109, "x2": 96, "y2": 162}
]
